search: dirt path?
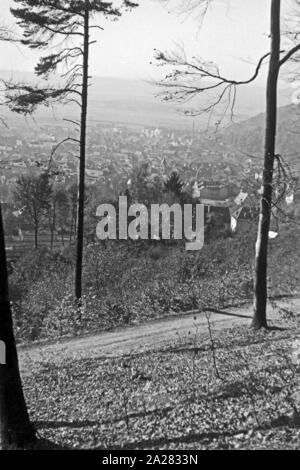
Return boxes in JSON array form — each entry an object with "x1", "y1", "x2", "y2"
[{"x1": 18, "y1": 297, "x2": 300, "y2": 369}]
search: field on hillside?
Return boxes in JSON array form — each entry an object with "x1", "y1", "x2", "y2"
[
  {"x1": 5, "y1": 231, "x2": 69, "y2": 262},
  {"x1": 20, "y1": 309, "x2": 300, "y2": 450}
]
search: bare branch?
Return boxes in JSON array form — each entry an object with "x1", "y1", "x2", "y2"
[
  {"x1": 63, "y1": 118, "x2": 81, "y2": 128},
  {"x1": 89, "y1": 25, "x2": 104, "y2": 31},
  {"x1": 154, "y1": 47, "x2": 271, "y2": 122},
  {"x1": 48, "y1": 137, "x2": 80, "y2": 170},
  {"x1": 279, "y1": 43, "x2": 300, "y2": 67}
]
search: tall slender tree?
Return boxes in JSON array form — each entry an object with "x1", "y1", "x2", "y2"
[
  {"x1": 252, "y1": 0, "x2": 281, "y2": 328},
  {"x1": 0, "y1": 204, "x2": 36, "y2": 448},
  {"x1": 8, "y1": 0, "x2": 138, "y2": 299},
  {"x1": 0, "y1": 24, "x2": 36, "y2": 449},
  {"x1": 155, "y1": 0, "x2": 300, "y2": 328}
]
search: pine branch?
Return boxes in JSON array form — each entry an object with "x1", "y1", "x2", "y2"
[{"x1": 3, "y1": 81, "x2": 76, "y2": 115}]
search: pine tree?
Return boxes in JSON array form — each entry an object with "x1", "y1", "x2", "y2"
[
  {"x1": 8, "y1": 0, "x2": 138, "y2": 299},
  {"x1": 164, "y1": 171, "x2": 184, "y2": 197}
]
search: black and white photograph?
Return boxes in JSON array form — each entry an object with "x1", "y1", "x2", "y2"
[{"x1": 0, "y1": 0, "x2": 300, "y2": 454}]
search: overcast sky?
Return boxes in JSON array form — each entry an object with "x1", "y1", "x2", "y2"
[{"x1": 0, "y1": 0, "x2": 294, "y2": 84}]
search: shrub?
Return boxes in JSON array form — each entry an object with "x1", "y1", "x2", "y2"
[{"x1": 9, "y1": 224, "x2": 300, "y2": 343}]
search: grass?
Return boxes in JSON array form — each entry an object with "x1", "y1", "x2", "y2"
[{"x1": 20, "y1": 307, "x2": 300, "y2": 450}]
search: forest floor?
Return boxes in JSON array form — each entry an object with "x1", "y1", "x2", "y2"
[{"x1": 18, "y1": 297, "x2": 300, "y2": 450}]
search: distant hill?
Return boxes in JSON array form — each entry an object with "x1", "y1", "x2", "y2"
[
  {"x1": 220, "y1": 103, "x2": 300, "y2": 174},
  {"x1": 0, "y1": 69, "x2": 293, "y2": 129}
]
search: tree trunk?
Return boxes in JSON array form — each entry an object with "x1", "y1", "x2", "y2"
[
  {"x1": 34, "y1": 222, "x2": 38, "y2": 250},
  {"x1": 75, "y1": 0, "x2": 89, "y2": 299},
  {"x1": 50, "y1": 202, "x2": 56, "y2": 251},
  {"x1": 0, "y1": 204, "x2": 35, "y2": 448},
  {"x1": 50, "y1": 226, "x2": 54, "y2": 250},
  {"x1": 252, "y1": 0, "x2": 281, "y2": 328},
  {"x1": 69, "y1": 213, "x2": 74, "y2": 245},
  {"x1": 74, "y1": 210, "x2": 77, "y2": 240}
]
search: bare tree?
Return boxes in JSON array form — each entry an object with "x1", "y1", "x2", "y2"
[
  {"x1": 14, "y1": 173, "x2": 53, "y2": 249},
  {"x1": 155, "y1": 0, "x2": 300, "y2": 328}
]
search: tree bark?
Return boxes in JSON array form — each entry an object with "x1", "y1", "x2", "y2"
[
  {"x1": 0, "y1": 204, "x2": 35, "y2": 448},
  {"x1": 50, "y1": 201, "x2": 56, "y2": 251},
  {"x1": 34, "y1": 221, "x2": 38, "y2": 250},
  {"x1": 75, "y1": 0, "x2": 89, "y2": 299},
  {"x1": 252, "y1": 0, "x2": 281, "y2": 328},
  {"x1": 69, "y1": 213, "x2": 74, "y2": 245},
  {"x1": 61, "y1": 227, "x2": 65, "y2": 247}
]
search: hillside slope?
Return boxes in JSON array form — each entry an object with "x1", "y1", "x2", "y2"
[{"x1": 222, "y1": 104, "x2": 300, "y2": 173}]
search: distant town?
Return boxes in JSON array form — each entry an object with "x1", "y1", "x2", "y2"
[{"x1": 1, "y1": 119, "x2": 297, "y2": 262}]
